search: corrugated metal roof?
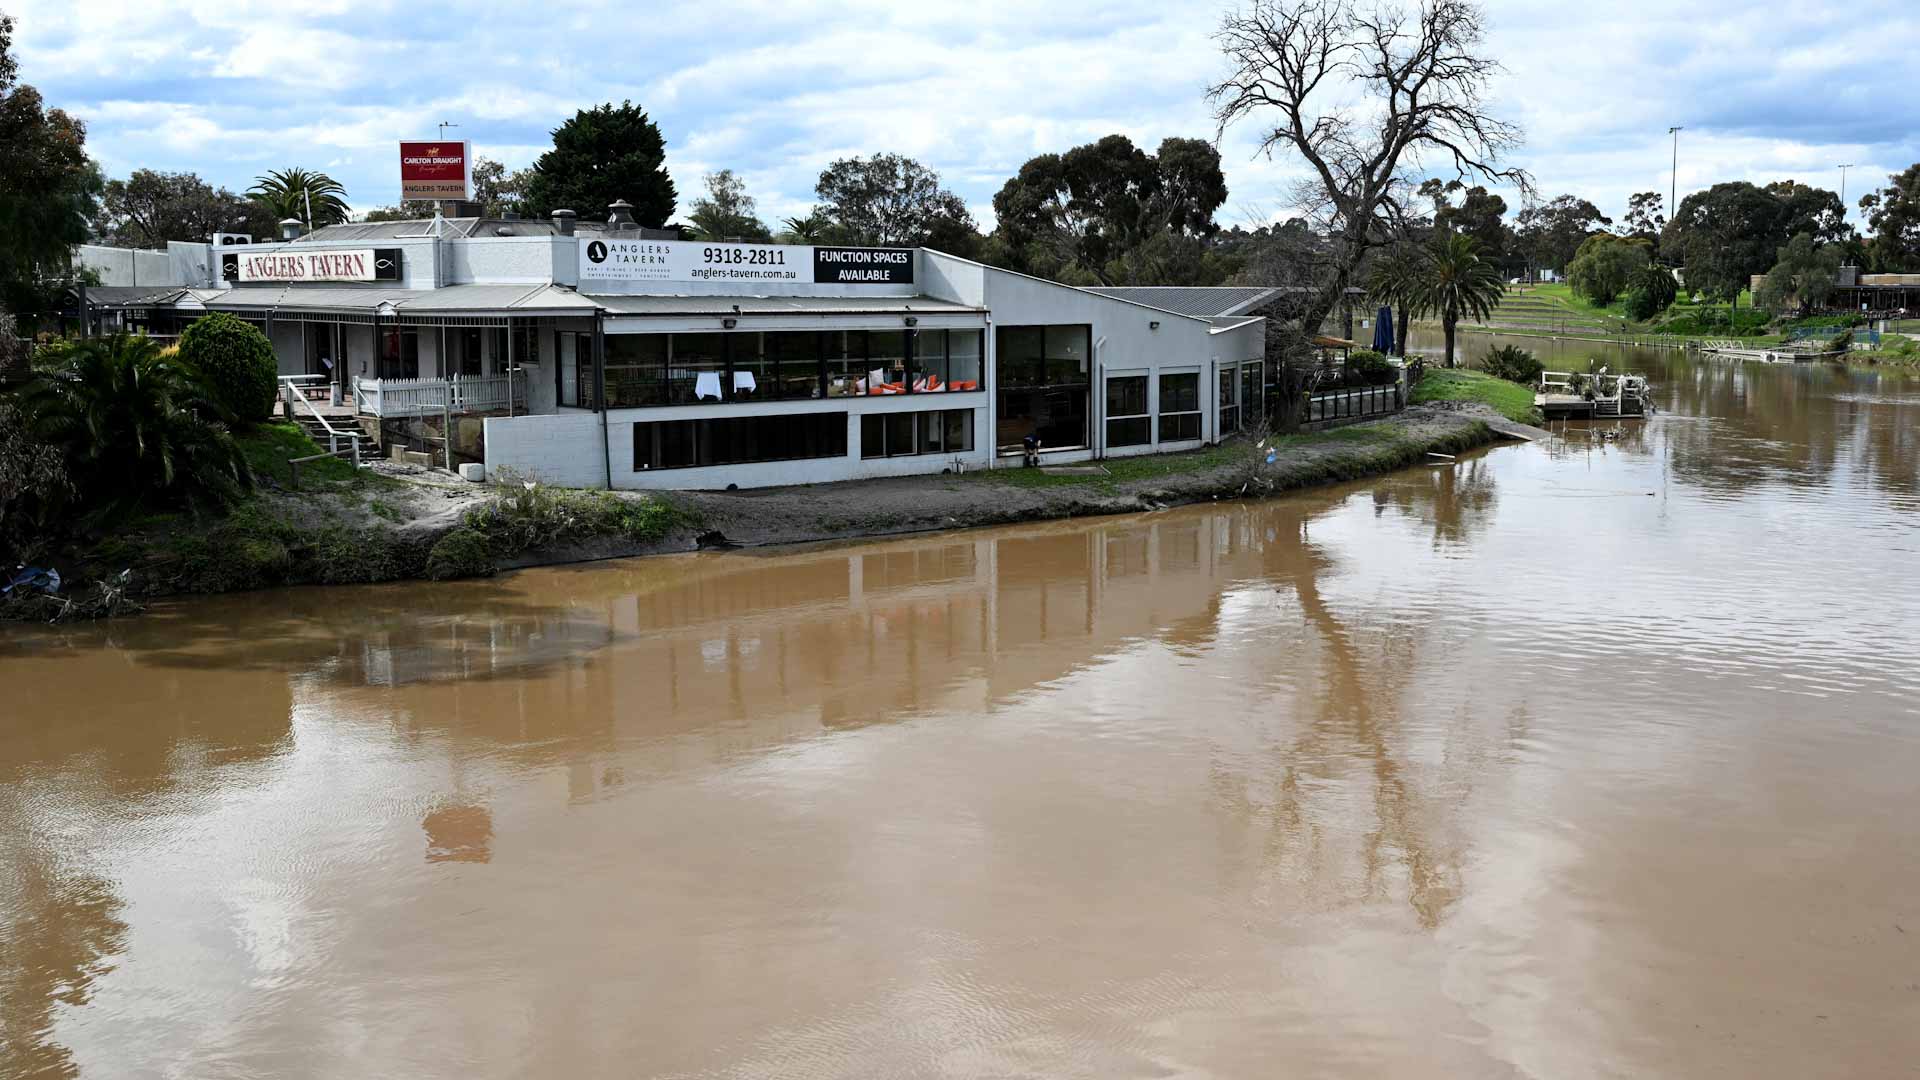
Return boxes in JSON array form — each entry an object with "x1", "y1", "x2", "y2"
[
  {"x1": 1080, "y1": 286, "x2": 1284, "y2": 318},
  {"x1": 298, "y1": 218, "x2": 629, "y2": 242},
  {"x1": 592, "y1": 294, "x2": 985, "y2": 317},
  {"x1": 202, "y1": 284, "x2": 599, "y2": 314},
  {"x1": 80, "y1": 286, "x2": 188, "y2": 307}
]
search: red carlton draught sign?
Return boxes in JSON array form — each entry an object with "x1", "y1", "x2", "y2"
[{"x1": 399, "y1": 140, "x2": 470, "y2": 201}]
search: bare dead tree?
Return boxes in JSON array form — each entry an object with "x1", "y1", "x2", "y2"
[{"x1": 1210, "y1": 0, "x2": 1531, "y2": 345}]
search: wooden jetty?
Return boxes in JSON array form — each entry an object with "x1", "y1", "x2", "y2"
[{"x1": 1534, "y1": 370, "x2": 1653, "y2": 420}]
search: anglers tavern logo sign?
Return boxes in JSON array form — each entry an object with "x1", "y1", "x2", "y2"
[
  {"x1": 221, "y1": 247, "x2": 402, "y2": 283},
  {"x1": 399, "y1": 140, "x2": 471, "y2": 202},
  {"x1": 578, "y1": 239, "x2": 913, "y2": 286}
]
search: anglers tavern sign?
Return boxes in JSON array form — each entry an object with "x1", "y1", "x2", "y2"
[{"x1": 223, "y1": 248, "x2": 399, "y2": 283}]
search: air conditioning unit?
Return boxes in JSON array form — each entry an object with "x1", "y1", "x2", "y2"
[{"x1": 212, "y1": 232, "x2": 253, "y2": 246}]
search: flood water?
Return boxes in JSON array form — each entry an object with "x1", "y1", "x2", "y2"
[{"x1": 6, "y1": 342, "x2": 1920, "y2": 1078}]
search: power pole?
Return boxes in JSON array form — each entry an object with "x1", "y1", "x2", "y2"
[
  {"x1": 1837, "y1": 164, "x2": 1854, "y2": 228},
  {"x1": 1668, "y1": 126, "x2": 1684, "y2": 215}
]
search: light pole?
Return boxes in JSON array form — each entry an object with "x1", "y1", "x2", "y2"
[
  {"x1": 1668, "y1": 126, "x2": 1684, "y2": 215},
  {"x1": 1837, "y1": 163, "x2": 1854, "y2": 228},
  {"x1": 438, "y1": 120, "x2": 459, "y2": 140}
]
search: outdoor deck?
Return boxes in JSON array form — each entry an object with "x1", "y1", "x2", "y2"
[{"x1": 1535, "y1": 371, "x2": 1653, "y2": 420}]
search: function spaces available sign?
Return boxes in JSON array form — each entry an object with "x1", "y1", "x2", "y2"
[
  {"x1": 578, "y1": 239, "x2": 914, "y2": 286},
  {"x1": 221, "y1": 248, "x2": 401, "y2": 283},
  {"x1": 812, "y1": 246, "x2": 913, "y2": 284},
  {"x1": 399, "y1": 140, "x2": 470, "y2": 201}
]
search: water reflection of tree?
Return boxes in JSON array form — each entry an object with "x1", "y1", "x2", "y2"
[
  {"x1": 0, "y1": 799, "x2": 128, "y2": 1077},
  {"x1": 1209, "y1": 501, "x2": 1482, "y2": 929},
  {"x1": 1369, "y1": 454, "x2": 1500, "y2": 549}
]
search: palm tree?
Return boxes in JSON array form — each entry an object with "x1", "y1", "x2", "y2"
[
  {"x1": 18, "y1": 335, "x2": 253, "y2": 522},
  {"x1": 1411, "y1": 232, "x2": 1505, "y2": 368},
  {"x1": 777, "y1": 210, "x2": 832, "y2": 244},
  {"x1": 1366, "y1": 245, "x2": 1425, "y2": 357},
  {"x1": 248, "y1": 168, "x2": 350, "y2": 230}
]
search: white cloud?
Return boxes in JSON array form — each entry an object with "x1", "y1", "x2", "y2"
[{"x1": 7, "y1": 0, "x2": 1917, "y2": 226}]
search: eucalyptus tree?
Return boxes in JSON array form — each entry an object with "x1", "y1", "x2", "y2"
[{"x1": 1208, "y1": 0, "x2": 1529, "y2": 338}]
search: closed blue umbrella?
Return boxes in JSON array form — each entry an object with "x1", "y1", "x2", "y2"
[{"x1": 1373, "y1": 306, "x2": 1394, "y2": 354}]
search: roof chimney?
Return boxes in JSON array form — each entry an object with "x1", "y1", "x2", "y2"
[
  {"x1": 551, "y1": 209, "x2": 576, "y2": 236},
  {"x1": 279, "y1": 217, "x2": 303, "y2": 241},
  {"x1": 607, "y1": 199, "x2": 635, "y2": 228}
]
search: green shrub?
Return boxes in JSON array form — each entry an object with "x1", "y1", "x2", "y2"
[
  {"x1": 1654, "y1": 305, "x2": 1772, "y2": 336},
  {"x1": 15, "y1": 334, "x2": 253, "y2": 523},
  {"x1": 177, "y1": 312, "x2": 278, "y2": 426},
  {"x1": 459, "y1": 475, "x2": 693, "y2": 560},
  {"x1": 1828, "y1": 329, "x2": 1854, "y2": 353},
  {"x1": 1478, "y1": 344, "x2": 1543, "y2": 385},
  {"x1": 1623, "y1": 287, "x2": 1660, "y2": 322},
  {"x1": 425, "y1": 527, "x2": 495, "y2": 580},
  {"x1": 1346, "y1": 349, "x2": 1398, "y2": 387}
]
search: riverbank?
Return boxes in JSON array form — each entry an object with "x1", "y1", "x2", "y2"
[{"x1": 4, "y1": 407, "x2": 1508, "y2": 619}]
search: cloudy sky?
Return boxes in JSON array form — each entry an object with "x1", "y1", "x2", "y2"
[{"x1": 8, "y1": 0, "x2": 1917, "y2": 230}]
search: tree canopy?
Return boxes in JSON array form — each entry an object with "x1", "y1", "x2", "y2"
[
  {"x1": 1208, "y1": 0, "x2": 1529, "y2": 338},
  {"x1": 992, "y1": 134, "x2": 1229, "y2": 285},
  {"x1": 0, "y1": 12, "x2": 101, "y2": 315},
  {"x1": 1860, "y1": 163, "x2": 1920, "y2": 273},
  {"x1": 93, "y1": 169, "x2": 271, "y2": 247},
  {"x1": 1566, "y1": 233, "x2": 1649, "y2": 307},
  {"x1": 1661, "y1": 180, "x2": 1841, "y2": 302},
  {"x1": 1514, "y1": 195, "x2": 1609, "y2": 274},
  {"x1": 1756, "y1": 232, "x2": 1844, "y2": 316},
  {"x1": 1623, "y1": 192, "x2": 1665, "y2": 247},
  {"x1": 521, "y1": 102, "x2": 676, "y2": 225},
  {"x1": 814, "y1": 153, "x2": 975, "y2": 248},
  {"x1": 686, "y1": 169, "x2": 771, "y2": 241},
  {"x1": 1431, "y1": 183, "x2": 1512, "y2": 271}
]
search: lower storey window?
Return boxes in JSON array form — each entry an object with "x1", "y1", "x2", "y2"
[
  {"x1": 861, "y1": 409, "x2": 975, "y2": 459},
  {"x1": 1159, "y1": 371, "x2": 1201, "y2": 442},
  {"x1": 1106, "y1": 375, "x2": 1150, "y2": 447},
  {"x1": 634, "y1": 411, "x2": 848, "y2": 470}
]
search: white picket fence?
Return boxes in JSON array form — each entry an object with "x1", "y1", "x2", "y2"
[{"x1": 354, "y1": 372, "x2": 527, "y2": 418}]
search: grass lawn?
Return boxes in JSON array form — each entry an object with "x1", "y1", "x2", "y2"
[
  {"x1": 980, "y1": 442, "x2": 1244, "y2": 491},
  {"x1": 238, "y1": 422, "x2": 361, "y2": 488},
  {"x1": 1411, "y1": 368, "x2": 1541, "y2": 424}
]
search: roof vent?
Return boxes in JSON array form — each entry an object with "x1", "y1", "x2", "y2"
[
  {"x1": 551, "y1": 209, "x2": 577, "y2": 236},
  {"x1": 496, "y1": 226, "x2": 514, "y2": 237},
  {"x1": 279, "y1": 217, "x2": 303, "y2": 241},
  {"x1": 607, "y1": 199, "x2": 635, "y2": 228}
]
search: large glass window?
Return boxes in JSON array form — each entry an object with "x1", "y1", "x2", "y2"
[
  {"x1": 1106, "y1": 375, "x2": 1150, "y2": 447},
  {"x1": 604, "y1": 334, "x2": 667, "y2": 407},
  {"x1": 1241, "y1": 361, "x2": 1264, "y2": 426},
  {"x1": 867, "y1": 330, "x2": 907, "y2": 395},
  {"x1": 1218, "y1": 366, "x2": 1239, "y2": 436},
  {"x1": 996, "y1": 324, "x2": 1091, "y2": 452},
  {"x1": 766, "y1": 331, "x2": 823, "y2": 400},
  {"x1": 1159, "y1": 372, "x2": 1201, "y2": 442},
  {"x1": 910, "y1": 329, "x2": 944, "y2": 392},
  {"x1": 908, "y1": 329, "x2": 985, "y2": 393},
  {"x1": 946, "y1": 329, "x2": 982, "y2": 391},
  {"x1": 861, "y1": 409, "x2": 976, "y2": 459},
  {"x1": 634, "y1": 412, "x2": 849, "y2": 470},
  {"x1": 669, "y1": 333, "x2": 726, "y2": 405},
  {"x1": 825, "y1": 330, "x2": 868, "y2": 398}
]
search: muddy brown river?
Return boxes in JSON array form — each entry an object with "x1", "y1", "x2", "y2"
[{"x1": 6, "y1": 345, "x2": 1920, "y2": 1078}]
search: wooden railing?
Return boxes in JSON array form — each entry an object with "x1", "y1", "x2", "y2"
[{"x1": 354, "y1": 372, "x2": 527, "y2": 418}]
